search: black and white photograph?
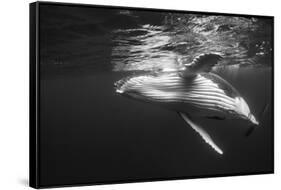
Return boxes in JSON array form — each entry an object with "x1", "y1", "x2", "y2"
[{"x1": 29, "y1": 1, "x2": 273, "y2": 188}]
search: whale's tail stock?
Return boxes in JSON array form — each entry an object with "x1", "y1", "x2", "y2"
[{"x1": 245, "y1": 102, "x2": 269, "y2": 137}]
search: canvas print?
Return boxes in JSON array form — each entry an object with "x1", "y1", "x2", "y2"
[{"x1": 30, "y1": 2, "x2": 274, "y2": 188}]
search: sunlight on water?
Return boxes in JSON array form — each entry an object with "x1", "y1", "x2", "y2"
[
  {"x1": 112, "y1": 24, "x2": 183, "y2": 72},
  {"x1": 110, "y1": 16, "x2": 272, "y2": 73}
]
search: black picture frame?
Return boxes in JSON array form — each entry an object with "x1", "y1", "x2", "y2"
[{"x1": 30, "y1": 1, "x2": 274, "y2": 188}]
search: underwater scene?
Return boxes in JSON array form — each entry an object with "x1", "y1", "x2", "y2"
[{"x1": 39, "y1": 4, "x2": 273, "y2": 186}]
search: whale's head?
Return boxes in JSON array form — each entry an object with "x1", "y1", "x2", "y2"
[
  {"x1": 114, "y1": 78, "x2": 146, "y2": 103},
  {"x1": 114, "y1": 77, "x2": 140, "y2": 98},
  {"x1": 234, "y1": 97, "x2": 259, "y2": 125},
  {"x1": 114, "y1": 78, "x2": 127, "y2": 94}
]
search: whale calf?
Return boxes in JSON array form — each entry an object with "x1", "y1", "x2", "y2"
[{"x1": 114, "y1": 53, "x2": 259, "y2": 155}]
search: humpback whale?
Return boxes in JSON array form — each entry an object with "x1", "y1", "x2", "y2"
[{"x1": 114, "y1": 53, "x2": 259, "y2": 155}]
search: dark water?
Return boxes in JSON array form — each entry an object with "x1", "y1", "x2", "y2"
[{"x1": 39, "y1": 4, "x2": 273, "y2": 186}]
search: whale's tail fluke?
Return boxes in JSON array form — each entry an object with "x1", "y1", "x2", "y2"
[
  {"x1": 245, "y1": 125, "x2": 256, "y2": 137},
  {"x1": 178, "y1": 112, "x2": 223, "y2": 155}
]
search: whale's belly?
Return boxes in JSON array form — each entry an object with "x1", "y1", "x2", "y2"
[{"x1": 116, "y1": 72, "x2": 239, "y2": 118}]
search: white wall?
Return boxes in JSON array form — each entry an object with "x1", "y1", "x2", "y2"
[{"x1": 0, "y1": 0, "x2": 279, "y2": 189}]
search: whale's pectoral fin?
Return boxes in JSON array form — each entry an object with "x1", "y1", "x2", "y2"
[{"x1": 178, "y1": 112, "x2": 223, "y2": 155}]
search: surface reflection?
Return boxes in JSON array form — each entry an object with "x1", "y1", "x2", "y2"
[
  {"x1": 111, "y1": 16, "x2": 272, "y2": 73},
  {"x1": 112, "y1": 24, "x2": 182, "y2": 72}
]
